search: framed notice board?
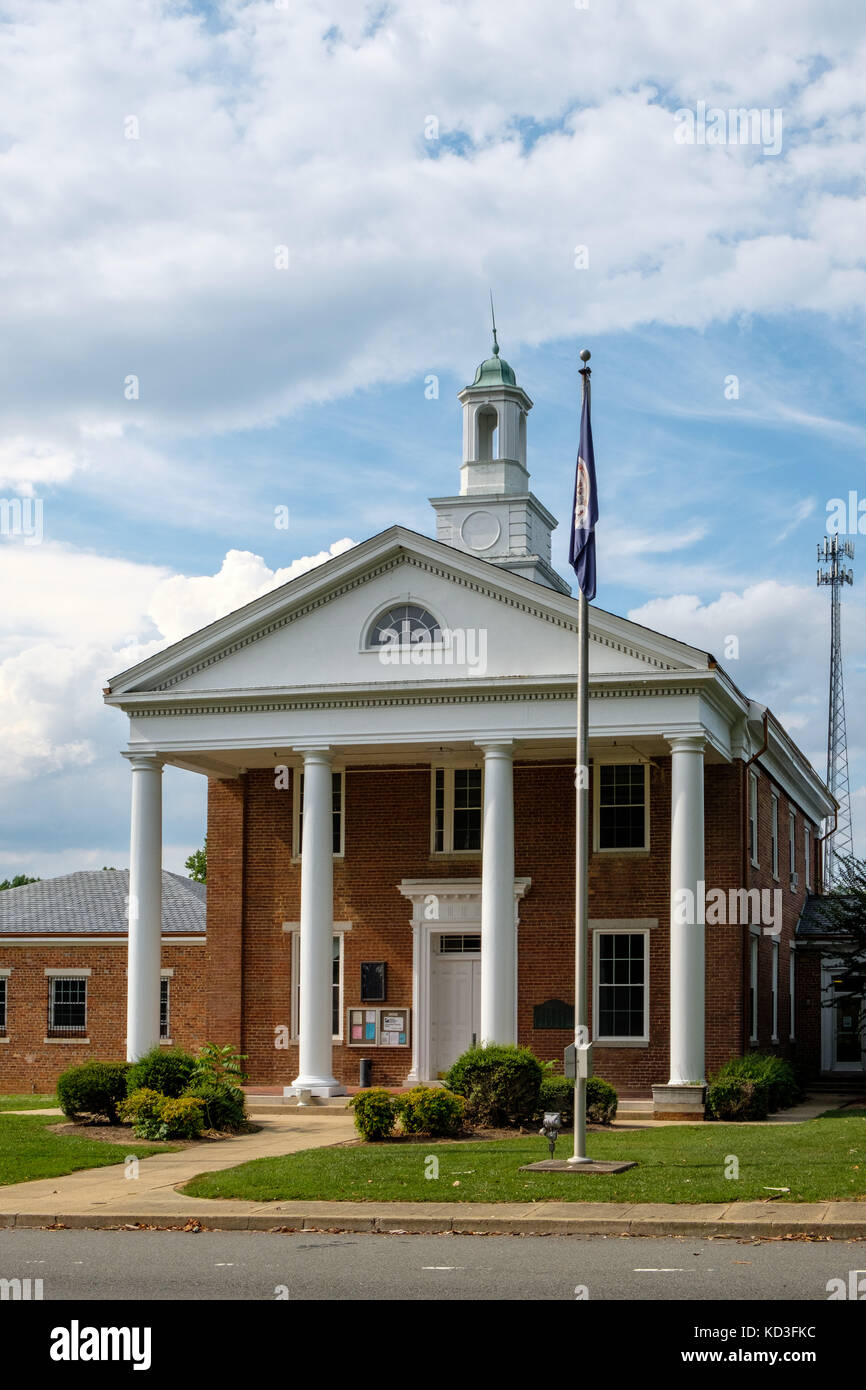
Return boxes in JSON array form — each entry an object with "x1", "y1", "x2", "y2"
[
  {"x1": 346, "y1": 1007, "x2": 410, "y2": 1047},
  {"x1": 377, "y1": 1008, "x2": 409, "y2": 1048}
]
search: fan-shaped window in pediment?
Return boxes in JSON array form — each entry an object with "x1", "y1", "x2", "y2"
[{"x1": 366, "y1": 603, "x2": 442, "y2": 650}]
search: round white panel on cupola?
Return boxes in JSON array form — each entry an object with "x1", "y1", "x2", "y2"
[{"x1": 459, "y1": 509, "x2": 501, "y2": 551}]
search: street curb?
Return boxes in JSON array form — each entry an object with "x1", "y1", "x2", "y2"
[{"x1": 1, "y1": 1208, "x2": 864, "y2": 1238}]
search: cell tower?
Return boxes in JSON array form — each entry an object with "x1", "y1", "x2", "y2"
[{"x1": 817, "y1": 534, "x2": 855, "y2": 888}]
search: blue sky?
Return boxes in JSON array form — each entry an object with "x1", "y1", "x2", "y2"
[{"x1": 1, "y1": 0, "x2": 864, "y2": 876}]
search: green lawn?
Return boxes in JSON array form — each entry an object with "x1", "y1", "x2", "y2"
[
  {"x1": 0, "y1": 1094, "x2": 57, "y2": 1111},
  {"x1": 182, "y1": 1117, "x2": 866, "y2": 1205},
  {"x1": 0, "y1": 1112, "x2": 177, "y2": 1186}
]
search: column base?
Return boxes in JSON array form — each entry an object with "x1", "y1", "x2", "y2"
[
  {"x1": 285, "y1": 1080, "x2": 346, "y2": 1098},
  {"x1": 652, "y1": 1083, "x2": 707, "y2": 1119}
]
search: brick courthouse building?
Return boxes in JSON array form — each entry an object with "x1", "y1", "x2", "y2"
[{"x1": 95, "y1": 343, "x2": 849, "y2": 1113}]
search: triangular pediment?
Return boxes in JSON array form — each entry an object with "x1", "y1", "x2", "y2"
[{"x1": 106, "y1": 528, "x2": 710, "y2": 701}]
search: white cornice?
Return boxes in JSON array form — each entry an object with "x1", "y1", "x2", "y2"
[{"x1": 105, "y1": 527, "x2": 711, "y2": 698}]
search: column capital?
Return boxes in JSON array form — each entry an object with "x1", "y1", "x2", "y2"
[
  {"x1": 665, "y1": 732, "x2": 706, "y2": 755},
  {"x1": 292, "y1": 745, "x2": 332, "y2": 766},
  {"x1": 122, "y1": 751, "x2": 164, "y2": 772},
  {"x1": 475, "y1": 739, "x2": 514, "y2": 759}
]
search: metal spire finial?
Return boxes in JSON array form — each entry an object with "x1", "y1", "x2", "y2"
[{"x1": 490, "y1": 290, "x2": 500, "y2": 356}]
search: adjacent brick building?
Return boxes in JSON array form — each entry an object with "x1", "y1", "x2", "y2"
[{"x1": 0, "y1": 871, "x2": 206, "y2": 1092}]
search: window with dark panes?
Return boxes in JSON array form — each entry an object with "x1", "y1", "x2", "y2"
[
  {"x1": 297, "y1": 771, "x2": 344, "y2": 855},
  {"x1": 598, "y1": 764, "x2": 646, "y2": 849},
  {"x1": 0, "y1": 977, "x2": 6, "y2": 1035},
  {"x1": 332, "y1": 937, "x2": 341, "y2": 1038},
  {"x1": 160, "y1": 977, "x2": 170, "y2": 1039},
  {"x1": 49, "y1": 976, "x2": 87, "y2": 1036},
  {"x1": 596, "y1": 933, "x2": 646, "y2": 1038},
  {"x1": 452, "y1": 768, "x2": 482, "y2": 851}
]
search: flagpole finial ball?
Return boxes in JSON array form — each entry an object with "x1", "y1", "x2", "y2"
[{"x1": 579, "y1": 349, "x2": 591, "y2": 363}]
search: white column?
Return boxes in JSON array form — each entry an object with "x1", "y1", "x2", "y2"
[
  {"x1": 290, "y1": 748, "x2": 344, "y2": 1096},
  {"x1": 667, "y1": 734, "x2": 706, "y2": 1085},
  {"x1": 478, "y1": 741, "x2": 516, "y2": 1044},
  {"x1": 125, "y1": 753, "x2": 163, "y2": 1062}
]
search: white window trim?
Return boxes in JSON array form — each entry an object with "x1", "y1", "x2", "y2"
[
  {"x1": 804, "y1": 825, "x2": 812, "y2": 892},
  {"x1": 749, "y1": 770, "x2": 760, "y2": 868},
  {"x1": 789, "y1": 947, "x2": 796, "y2": 1042},
  {"x1": 292, "y1": 767, "x2": 345, "y2": 860},
  {"x1": 592, "y1": 926, "x2": 650, "y2": 1044},
  {"x1": 160, "y1": 973, "x2": 171, "y2": 1043},
  {"x1": 749, "y1": 929, "x2": 759, "y2": 1042},
  {"x1": 593, "y1": 761, "x2": 651, "y2": 854},
  {"x1": 430, "y1": 764, "x2": 484, "y2": 857},
  {"x1": 358, "y1": 595, "x2": 448, "y2": 655},
  {"x1": 286, "y1": 922, "x2": 352, "y2": 1043},
  {"x1": 47, "y1": 973, "x2": 88, "y2": 1036},
  {"x1": 771, "y1": 939, "x2": 779, "y2": 1042},
  {"x1": 770, "y1": 793, "x2": 779, "y2": 880},
  {"x1": 788, "y1": 809, "x2": 797, "y2": 889},
  {"x1": 0, "y1": 974, "x2": 7, "y2": 1039}
]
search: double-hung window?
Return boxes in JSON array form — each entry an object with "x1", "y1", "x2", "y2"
[
  {"x1": 160, "y1": 977, "x2": 170, "y2": 1040},
  {"x1": 593, "y1": 930, "x2": 649, "y2": 1042},
  {"x1": 294, "y1": 770, "x2": 345, "y2": 857},
  {"x1": 770, "y1": 793, "x2": 779, "y2": 879},
  {"x1": 595, "y1": 764, "x2": 649, "y2": 851},
  {"x1": 0, "y1": 975, "x2": 7, "y2": 1037},
  {"x1": 48, "y1": 975, "x2": 87, "y2": 1038},
  {"x1": 804, "y1": 824, "x2": 812, "y2": 891},
  {"x1": 291, "y1": 933, "x2": 344, "y2": 1041},
  {"x1": 432, "y1": 767, "x2": 482, "y2": 853},
  {"x1": 789, "y1": 810, "x2": 797, "y2": 889}
]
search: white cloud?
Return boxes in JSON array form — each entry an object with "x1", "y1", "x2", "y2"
[{"x1": 2, "y1": 0, "x2": 866, "y2": 492}]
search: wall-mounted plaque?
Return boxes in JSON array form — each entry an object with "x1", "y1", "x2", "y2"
[{"x1": 361, "y1": 961, "x2": 386, "y2": 1002}]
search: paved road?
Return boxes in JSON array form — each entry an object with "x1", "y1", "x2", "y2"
[{"x1": 1, "y1": 1229, "x2": 862, "y2": 1300}]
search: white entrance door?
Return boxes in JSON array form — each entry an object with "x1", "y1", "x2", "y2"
[{"x1": 430, "y1": 936, "x2": 481, "y2": 1077}]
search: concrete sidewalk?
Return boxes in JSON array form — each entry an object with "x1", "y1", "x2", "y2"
[{"x1": 1, "y1": 1107, "x2": 863, "y2": 1239}]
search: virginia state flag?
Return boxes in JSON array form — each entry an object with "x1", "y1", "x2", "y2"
[{"x1": 568, "y1": 381, "x2": 598, "y2": 600}]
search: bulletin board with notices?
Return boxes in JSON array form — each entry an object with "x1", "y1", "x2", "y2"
[{"x1": 346, "y1": 1007, "x2": 410, "y2": 1047}]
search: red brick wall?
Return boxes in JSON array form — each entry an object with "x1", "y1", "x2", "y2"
[
  {"x1": 746, "y1": 768, "x2": 818, "y2": 1062},
  {"x1": 204, "y1": 755, "x2": 821, "y2": 1092},
  {"x1": 0, "y1": 941, "x2": 205, "y2": 1093}
]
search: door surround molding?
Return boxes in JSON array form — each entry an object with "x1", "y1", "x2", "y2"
[
  {"x1": 398, "y1": 877, "x2": 530, "y2": 1084},
  {"x1": 820, "y1": 958, "x2": 866, "y2": 1072}
]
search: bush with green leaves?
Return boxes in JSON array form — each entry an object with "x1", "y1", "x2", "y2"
[
  {"x1": 708, "y1": 1052, "x2": 800, "y2": 1120},
  {"x1": 57, "y1": 1061, "x2": 130, "y2": 1124},
  {"x1": 534, "y1": 1074, "x2": 618, "y2": 1127},
  {"x1": 349, "y1": 1088, "x2": 401, "y2": 1141},
  {"x1": 120, "y1": 1088, "x2": 205, "y2": 1140},
  {"x1": 125, "y1": 1045, "x2": 196, "y2": 1099},
  {"x1": 190, "y1": 1042, "x2": 248, "y2": 1088},
  {"x1": 707, "y1": 1076, "x2": 770, "y2": 1121},
  {"x1": 398, "y1": 1086, "x2": 465, "y2": 1137},
  {"x1": 444, "y1": 1043, "x2": 544, "y2": 1127},
  {"x1": 184, "y1": 1080, "x2": 247, "y2": 1132}
]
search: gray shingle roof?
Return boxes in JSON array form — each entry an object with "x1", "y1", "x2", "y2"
[{"x1": 0, "y1": 870, "x2": 205, "y2": 936}]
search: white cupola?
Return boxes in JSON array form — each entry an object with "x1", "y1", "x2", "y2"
[{"x1": 429, "y1": 332, "x2": 570, "y2": 594}]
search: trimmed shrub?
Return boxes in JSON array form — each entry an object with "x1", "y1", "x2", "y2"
[
  {"x1": 120, "y1": 1088, "x2": 205, "y2": 1140},
  {"x1": 398, "y1": 1086, "x2": 465, "y2": 1137},
  {"x1": 708, "y1": 1053, "x2": 800, "y2": 1119},
  {"x1": 349, "y1": 1088, "x2": 401, "y2": 1141},
  {"x1": 120, "y1": 1088, "x2": 168, "y2": 1138},
  {"x1": 444, "y1": 1044, "x2": 544, "y2": 1127},
  {"x1": 158, "y1": 1096, "x2": 205, "y2": 1140},
  {"x1": 707, "y1": 1076, "x2": 770, "y2": 1122},
  {"x1": 534, "y1": 1075, "x2": 619, "y2": 1127},
  {"x1": 57, "y1": 1061, "x2": 130, "y2": 1124},
  {"x1": 125, "y1": 1046, "x2": 196, "y2": 1099},
  {"x1": 536, "y1": 1075, "x2": 575, "y2": 1126},
  {"x1": 587, "y1": 1077, "x2": 618, "y2": 1124},
  {"x1": 184, "y1": 1080, "x2": 247, "y2": 1132}
]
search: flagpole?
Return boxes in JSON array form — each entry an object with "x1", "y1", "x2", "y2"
[{"x1": 569, "y1": 348, "x2": 592, "y2": 1164}]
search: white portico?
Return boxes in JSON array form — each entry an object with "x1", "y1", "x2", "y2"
[{"x1": 106, "y1": 342, "x2": 834, "y2": 1099}]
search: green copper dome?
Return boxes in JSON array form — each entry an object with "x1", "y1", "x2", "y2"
[{"x1": 469, "y1": 342, "x2": 517, "y2": 388}]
